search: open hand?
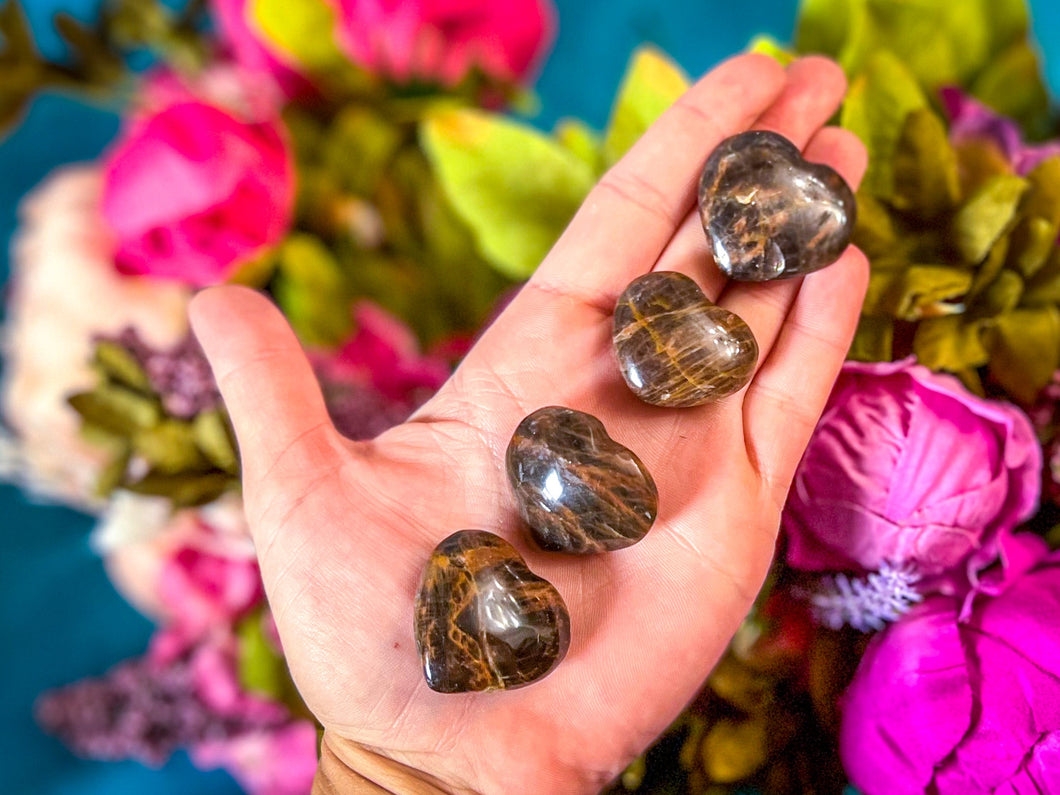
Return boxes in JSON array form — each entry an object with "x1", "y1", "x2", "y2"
[{"x1": 190, "y1": 53, "x2": 867, "y2": 794}]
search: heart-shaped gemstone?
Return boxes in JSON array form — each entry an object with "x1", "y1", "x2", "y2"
[
  {"x1": 613, "y1": 271, "x2": 758, "y2": 407},
  {"x1": 507, "y1": 406, "x2": 658, "y2": 554},
  {"x1": 414, "y1": 530, "x2": 570, "y2": 693},
  {"x1": 698, "y1": 130, "x2": 856, "y2": 281}
]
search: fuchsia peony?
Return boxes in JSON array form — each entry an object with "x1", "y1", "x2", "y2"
[
  {"x1": 783, "y1": 359, "x2": 1041, "y2": 587},
  {"x1": 102, "y1": 100, "x2": 294, "y2": 286},
  {"x1": 840, "y1": 535, "x2": 1060, "y2": 795},
  {"x1": 333, "y1": 0, "x2": 556, "y2": 86},
  {"x1": 941, "y1": 87, "x2": 1060, "y2": 175},
  {"x1": 311, "y1": 302, "x2": 451, "y2": 439}
]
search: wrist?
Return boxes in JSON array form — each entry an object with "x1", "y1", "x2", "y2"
[{"x1": 313, "y1": 731, "x2": 476, "y2": 795}]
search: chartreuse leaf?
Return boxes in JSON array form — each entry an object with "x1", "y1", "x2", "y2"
[
  {"x1": 555, "y1": 119, "x2": 603, "y2": 175},
  {"x1": 603, "y1": 47, "x2": 690, "y2": 167},
  {"x1": 193, "y1": 410, "x2": 239, "y2": 475},
  {"x1": 68, "y1": 386, "x2": 160, "y2": 435},
  {"x1": 988, "y1": 306, "x2": 1060, "y2": 402},
  {"x1": 321, "y1": 107, "x2": 403, "y2": 196},
  {"x1": 795, "y1": 0, "x2": 859, "y2": 58},
  {"x1": 422, "y1": 109, "x2": 595, "y2": 279},
  {"x1": 890, "y1": 108, "x2": 959, "y2": 217},
  {"x1": 93, "y1": 341, "x2": 150, "y2": 392},
  {"x1": 849, "y1": 315, "x2": 893, "y2": 362},
  {"x1": 249, "y1": 0, "x2": 344, "y2": 72},
  {"x1": 134, "y1": 420, "x2": 208, "y2": 474},
  {"x1": 746, "y1": 35, "x2": 795, "y2": 66},
  {"x1": 972, "y1": 41, "x2": 1050, "y2": 136},
  {"x1": 127, "y1": 472, "x2": 233, "y2": 508},
  {"x1": 878, "y1": 264, "x2": 973, "y2": 321},
  {"x1": 972, "y1": 269, "x2": 1024, "y2": 319},
  {"x1": 237, "y1": 612, "x2": 286, "y2": 699},
  {"x1": 1006, "y1": 157, "x2": 1060, "y2": 280},
  {"x1": 952, "y1": 174, "x2": 1028, "y2": 264},
  {"x1": 272, "y1": 234, "x2": 354, "y2": 346},
  {"x1": 840, "y1": 52, "x2": 926, "y2": 199},
  {"x1": 851, "y1": 193, "x2": 898, "y2": 259},
  {"x1": 913, "y1": 315, "x2": 990, "y2": 372}
]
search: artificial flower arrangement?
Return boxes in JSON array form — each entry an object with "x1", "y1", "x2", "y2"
[{"x1": 4, "y1": 0, "x2": 1060, "y2": 792}]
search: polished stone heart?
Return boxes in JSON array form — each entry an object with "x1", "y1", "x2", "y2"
[
  {"x1": 613, "y1": 271, "x2": 758, "y2": 407},
  {"x1": 698, "y1": 130, "x2": 856, "y2": 281},
  {"x1": 414, "y1": 530, "x2": 570, "y2": 693},
  {"x1": 507, "y1": 406, "x2": 658, "y2": 554}
]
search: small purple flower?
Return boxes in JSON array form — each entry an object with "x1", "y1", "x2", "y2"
[
  {"x1": 108, "y1": 327, "x2": 221, "y2": 419},
  {"x1": 941, "y1": 87, "x2": 1060, "y2": 175},
  {"x1": 809, "y1": 562, "x2": 922, "y2": 632}
]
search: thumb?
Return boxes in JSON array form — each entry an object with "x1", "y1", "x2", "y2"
[{"x1": 189, "y1": 286, "x2": 343, "y2": 503}]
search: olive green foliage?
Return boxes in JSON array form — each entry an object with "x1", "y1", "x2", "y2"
[
  {"x1": 0, "y1": 0, "x2": 210, "y2": 137},
  {"x1": 791, "y1": 0, "x2": 1060, "y2": 404},
  {"x1": 67, "y1": 340, "x2": 239, "y2": 507}
]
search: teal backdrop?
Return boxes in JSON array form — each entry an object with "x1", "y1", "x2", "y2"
[{"x1": 2, "y1": 1, "x2": 1060, "y2": 792}]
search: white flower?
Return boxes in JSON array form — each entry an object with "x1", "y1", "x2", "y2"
[{"x1": 1, "y1": 165, "x2": 192, "y2": 510}]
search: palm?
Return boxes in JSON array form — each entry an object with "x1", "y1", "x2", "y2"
[{"x1": 192, "y1": 54, "x2": 868, "y2": 794}]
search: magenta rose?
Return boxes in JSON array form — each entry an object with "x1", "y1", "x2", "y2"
[
  {"x1": 840, "y1": 535, "x2": 1060, "y2": 794},
  {"x1": 333, "y1": 0, "x2": 556, "y2": 86},
  {"x1": 102, "y1": 100, "x2": 294, "y2": 286},
  {"x1": 782, "y1": 359, "x2": 1040, "y2": 586}
]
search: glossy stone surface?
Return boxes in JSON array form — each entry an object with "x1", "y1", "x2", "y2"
[
  {"x1": 414, "y1": 530, "x2": 570, "y2": 693},
  {"x1": 698, "y1": 130, "x2": 856, "y2": 281},
  {"x1": 507, "y1": 407, "x2": 658, "y2": 553},
  {"x1": 613, "y1": 271, "x2": 758, "y2": 406}
]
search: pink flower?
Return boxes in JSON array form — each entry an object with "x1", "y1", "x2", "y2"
[
  {"x1": 210, "y1": 0, "x2": 316, "y2": 99},
  {"x1": 102, "y1": 100, "x2": 294, "y2": 286},
  {"x1": 191, "y1": 721, "x2": 319, "y2": 795},
  {"x1": 157, "y1": 534, "x2": 264, "y2": 640},
  {"x1": 941, "y1": 87, "x2": 1060, "y2": 175},
  {"x1": 782, "y1": 359, "x2": 1041, "y2": 590},
  {"x1": 311, "y1": 302, "x2": 451, "y2": 439},
  {"x1": 333, "y1": 0, "x2": 556, "y2": 86},
  {"x1": 840, "y1": 535, "x2": 1060, "y2": 795}
]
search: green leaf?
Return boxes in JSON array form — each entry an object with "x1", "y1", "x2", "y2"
[
  {"x1": 851, "y1": 193, "x2": 898, "y2": 259},
  {"x1": 970, "y1": 269, "x2": 1023, "y2": 319},
  {"x1": 602, "y1": 46, "x2": 690, "y2": 167},
  {"x1": 913, "y1": 315, "x2": 990, "y2": 372},
  {"x1": 94, "y1": 341, "x2": 150, "y2": 392},
  {"x1": 988, "y1": 306, "x2": 1060, "y2": 402},
  {"x1": 1024, "y1": 246, "x2": 1060, "y2": 306},
  {"x1": 320, "y1": 107, "x2": 403, "y2": 197},
  {"x1": 126, "y1": 471, "x2": 234, "y2": 508},
  {"x1": 840, "y1": 52, "x2": 927, "y2": 199},
  {"x1": 971, "y1": 41, "x2": 1050, "y2": 136},
  {"x1": 193, "y1": 410, "x2": 240, "y2": 475},
  {"x1": 133, "y1": 420, "x2": 208, "y2": 474},
  {"x1": 237, "y1": 612, "x2": 286, "y2": 700},
  {"x1": 848, "y1": 315, "x2": 893, "y2": 362},
  {"x1": 68, "y1": 386, "x2": 161, "y2": 435},
  {"x1": 422, "y1": 109, "x2": 596, "y2": 279},
  {"x1": 875, "y1": 264, "x2": 973, "y2": 321},
  {"x1": 795, "y1": 0, "x2": 859, "y2": 57},
  {"x1": 554, "y1": 119, "x2": 604, "y2": 175},
  {"x1": 94, "y1": 446, "x2": 132, "y2": 498},
  {"x1": 890, "y1": 108, "x2": 960, "y2": 216},
  {"x1": 1005, "y1": 157, "x2": 1060, "y2": 280},
  {"x1": 272, "y1": 235, "x2": 354, "y2": 346},
  {"x1": 248, "y1": 0, "x2": 344, "y2": 72},
  {"x1": 746, "y1": 35, "x2": 796, "y2": 67},
  {"x1": 952, "y1": 174, "x2": 1028, "y2": 263}
]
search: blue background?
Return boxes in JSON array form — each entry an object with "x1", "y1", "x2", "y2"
[{"x1": 3, "y1": 1, "x2": 1060, "y2": 792}]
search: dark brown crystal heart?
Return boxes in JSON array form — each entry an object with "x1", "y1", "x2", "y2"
[
  {"x1": 698, "y1": 130, "x2": 856, "y2": 281},
  {"x1": 613, "y1": 271, "x2": 758, "y2": 407},
  {"x1": 507, "y1": 406, "x2": 658, "y2": 554},
  {"x1": 414, "y1": 530, "x2": 570, "y2": 693}
]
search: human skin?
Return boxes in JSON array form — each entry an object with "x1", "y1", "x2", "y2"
[{"x1": 189, "y1": 54, "x2": 868, "y2": 794}]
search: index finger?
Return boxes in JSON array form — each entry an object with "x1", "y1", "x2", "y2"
[{"x1": 530, "y1": 53, "x2": 787, "y2": 311}]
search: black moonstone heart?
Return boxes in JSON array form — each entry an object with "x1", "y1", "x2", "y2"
[
  {"x1": 414, "y1": 530, "x2": 570, "y2": 693},
  {"x1": 698, "y1": 130, "x2": 856, "y2": 281},
  {"x1": 506, "y1": 406, "x2": 658, "y2": 553}
]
